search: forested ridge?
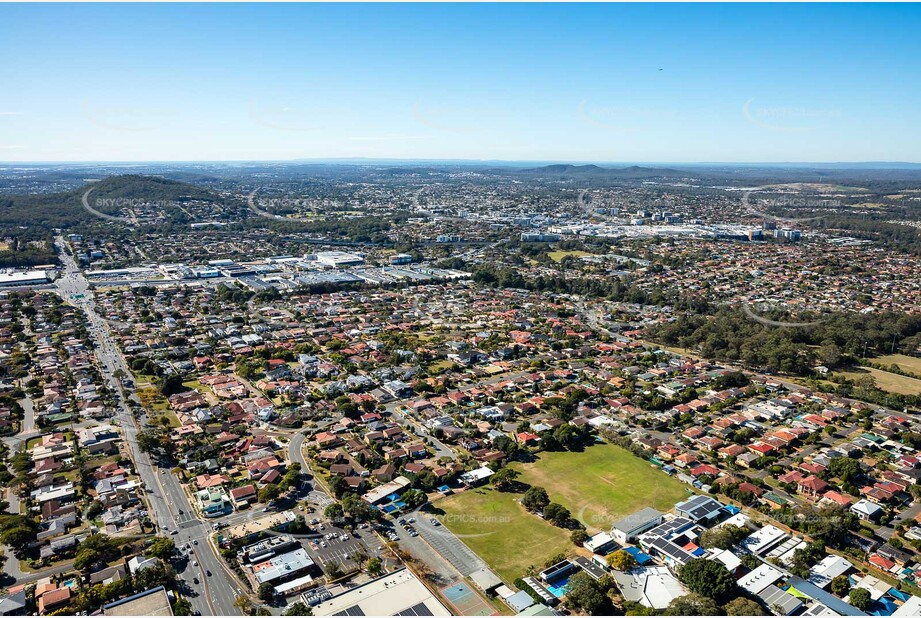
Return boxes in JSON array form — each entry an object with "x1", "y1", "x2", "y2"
[{"x1": 650, "y1": 306, "x2": 921, "y2": 373}]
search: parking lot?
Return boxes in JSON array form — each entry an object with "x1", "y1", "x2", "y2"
[{"x1": 302, "y1": 520, "x2": 381, "y2": 573}]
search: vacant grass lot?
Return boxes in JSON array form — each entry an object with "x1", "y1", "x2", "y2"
[
  {"x1": 871, "y1": 354, "x2": 921, "y2": 376},
  {"x1": 837, "y1": 367, "x2": 921, "y2": 396},
  {"x1": 511, "y1": 443, "x2": 691, "y2": 533},
  {"x1": 435, "y1": 487, "x2": 571, "y2": 584}
]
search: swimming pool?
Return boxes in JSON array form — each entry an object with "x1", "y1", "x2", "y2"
[{"x1": 545, "y1": 576, "x2": 571, "y2": 598}]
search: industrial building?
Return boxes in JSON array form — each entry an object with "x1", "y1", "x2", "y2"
[
  {"x1": 0, "y1": 270, "x2": 50, "y2": 287},
  {"x1": 314, "y1": 251, "x2": 364, "y2": 268}
]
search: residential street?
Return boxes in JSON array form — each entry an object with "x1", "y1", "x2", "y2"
[{"x1": 52, "y1": 236, "x2": 243, "y2": 616}]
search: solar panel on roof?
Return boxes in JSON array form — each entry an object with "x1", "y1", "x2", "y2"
[
  {"x1": 336, "y1": 605, "x2": 366, "y2": 616},
  {"x1": 395, "y1": 602, "x2": 434, "y2": 616}
]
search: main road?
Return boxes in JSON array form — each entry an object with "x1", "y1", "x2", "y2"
[{"x1": 53, "y1": 236, "x2": 242, "y2": 616}]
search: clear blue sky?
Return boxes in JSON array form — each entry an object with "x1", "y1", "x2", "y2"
[{"x1": 2, "y1": 3, "x2": 920, "y2": 163}]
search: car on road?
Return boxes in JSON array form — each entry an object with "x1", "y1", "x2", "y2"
[
  {"x1": 170, "y1": 530, "x2": 178, "y2": 535},
  {"x1": 192, "y1": 560, "x2": 198, "y2": 567},
  {"x1": 206, "y1": 570, "x2": 211, "y2": 577},
  {"x1": 193, "y1": 539, "x2": 198, "y2": 545},
  {"x1": 193, "y1": 577, "x2": 199, "y2": 584},
  {"x1": 430, "y1": 518, "x2": 440, "y2": 526}
]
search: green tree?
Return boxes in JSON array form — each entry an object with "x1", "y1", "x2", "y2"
[
  {"x1": 133, "y1": 562, "x2": 177, "y2": 591},
  {"x1": 366, "y1": 557, "x2": 383, "y2": 576},
  {"x1": 258, "y1": 582, "x2": 275, "y2": 602},
  {"x1": 566, "y1": 571, "x2": 609, "y2": 615},
  {"x1": 829, "y1": 457, "x2": 862, "y2": 484},
  {"x1": 259, "y1": 483, "x2": 281, "y2": 503},
  {"x1": 148, "y1": 537, "x2": 177, "y2": 560},
  {"x1": 341, "y1": 494, "x2": 373, "y2": 521},
  {"x1": 403, "y1": 489, "x2": 428, "y2": 508},
  {"x1": 678, "y1": 559, "x2": 737, "y2": 603},
  {"x1": 158, "y1": 373, "x2": 186, "y2": 396},
  {"x1": 172, "y1": 597, "x2": 193, "y2": 616},
  {"x1": 606, "y1": 550, "x2": 638, "y2": 571},
  {"x1": 324, "y1": 503, "x2": 344, "y2": 523},
  {"x1": 849, "y1": 588, "x2": 871, "y2": 610},
  {"x1": 664, "y1": 593, "x2": 723, "y2": 616},
  {"x1": 521, "y1": 486, "x2": 550, "y2": 512},
  {"x1": 0, "y1": 524, "x2": 37, "y2": 558},
  {"x1": 284, "y1": 601, "x2": 313, "y2": 616},
  {"x1": 234, "y1": 595, "x2": 253, "y2": 615},
  {"x1": 831, "y1": 574, "x2": 851, "y2": 597},
  {"x1": 543, "y1": 502, "x2": 571, "y2": 527},
  {"x1": 699, "y1": 525, "x2": 747, "y2": 550},
  {"x1": 571, "y1": 529, "x2": 590, "y2": 545},
  {"x1": 490, "y1": 467, "x2": 520, "y2": 491},
  {"x1": 724, "y1": 597, "x2": 766, "y2": 616},
  {"x1": 74, "y1": 548, "x2": 102, "y2": 573}
]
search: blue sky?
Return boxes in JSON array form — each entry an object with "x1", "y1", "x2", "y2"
[{"x1": 1, "y1": 3, "x2": 920, "y2": 163}]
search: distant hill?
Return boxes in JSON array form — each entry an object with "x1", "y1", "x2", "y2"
[
  {"x1": 514, "y1": 164, "x2": 683, "y2": 179},
  {"x1": 86, "y1": 174, "x2": 217, "y2": 204},
  {"x1": 0, "y1": 174, "x2": 221, "y2": 236}
]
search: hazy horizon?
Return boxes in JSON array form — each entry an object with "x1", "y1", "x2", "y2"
[{"x1": 2, "y1": 3, "x2": 920, "y2": 162}]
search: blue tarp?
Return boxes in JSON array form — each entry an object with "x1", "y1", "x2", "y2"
[
  {"x1": 869, "y1": 596, "x2": 897, "y2": 616},
  {"x1": 888, "y1": 588, "x2": 910, "y2": 602},
  {"x1": 625, "y1": 546, "x2": 652, "y2": 565},
  {"x1": 724, "y1": 504, "x2": 741, "y2": 515}
]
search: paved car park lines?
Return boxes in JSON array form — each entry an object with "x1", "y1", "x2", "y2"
[
  {"x1": 413, "y1": 517, "x2": 487, "y2": 577},
  {"x1": 308, "y1": 529, "x2": 372, "y2": 571}
]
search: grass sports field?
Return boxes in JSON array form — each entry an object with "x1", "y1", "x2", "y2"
[
  {"x1": 437, "y1": 443, "x2": 690, "y2": 582},
  {"x1": 435, "y1": 486, "x2": 571, "y2": 584},
  {"x1": 511, "y1": 443, "x2": 691, "y2": 533},
  {"x1": 547, "y1": 250, "x2": 592, "y2": 262}
]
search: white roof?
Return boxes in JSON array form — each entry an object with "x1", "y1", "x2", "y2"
[
  {"x1": 854, "y1": 574, "x2": 890, "y2": 601},
  {"x1": 718, "y1": 512, "x2": 751, "y2": 529},
  {"x1": 643, "y1": 568, "x2": 687, "y2": 609},
  {"x1": 851, "y1": 498, "x2": 883, "y2": 515},
  {"x1": 740, "y1": 524, "x2": 787, "y2": 555},
  {"x1": 613, "y1": 566, "x2": 686, "y2": 610},
  {"x1": 312, "y1": 569, "x2": 450, "y2": 616},
  {"x1": 0, "y1": 270, "x2": 48, "y2": 284},
  {"x1": 893, "y1": 595, "x2": 921, "y2": 616},
  {"x1": 584, "y1": 531, "x2": 616, "y2": 552},
  {"x1": 811, "y1": 555, "x2": 853, "y2": 580},
  {"x1": 461, "y1": 466, "x2": 495, "y2": 482},
  {"x1": 709, "y1": 548, "x2": 742, "y2": 572},
  {"x1": 738, "y1": 563, "x2": 785, "y2": 595}
]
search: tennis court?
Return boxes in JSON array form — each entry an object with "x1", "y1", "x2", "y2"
[{"x1": 441, "y1": 582, "x2": 496, "y2": 616}]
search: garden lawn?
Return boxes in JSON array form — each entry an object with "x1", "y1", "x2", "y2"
[{"x1": 511, "y1": 443, "x2": 691, "y2": 533}]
